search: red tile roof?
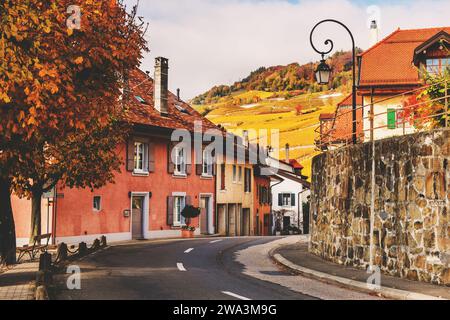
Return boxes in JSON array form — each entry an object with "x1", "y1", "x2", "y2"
[
  {"x1": 127, "y1": 69, "x2": 218, "y2": 133},
  {"x1": 289, "y1": 159, "x2": 304, "y2": 170},
  {"x1": 319, "y1": 113, "x2": 334, "y2": 121},
  {"x1": 359, "y1": 27, "x2": 450, "y2": 87}
]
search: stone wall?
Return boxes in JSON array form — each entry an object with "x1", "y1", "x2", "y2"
[{"x1": 310, "y1": 129, "x2": 449, "y2": 286}]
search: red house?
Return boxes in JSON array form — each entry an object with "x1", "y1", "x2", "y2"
[
  {"x1": 12, "y1": 57, "x2": 219, "y2": 245},
  {"x1": 317, "y1": 94, "x2": 363, "y2": 149}
]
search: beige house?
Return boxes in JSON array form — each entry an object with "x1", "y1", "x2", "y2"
[{"x1": 216, "y1": 160, "x2": 254, "y2": 237}]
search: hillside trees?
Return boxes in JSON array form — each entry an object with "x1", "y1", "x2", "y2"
[
  {"x1": 192, "y1": 50, "x2": 357, "y2": 104},
  {"x1": 0, "y1": 0, "x2": 147, "y2": 264}
]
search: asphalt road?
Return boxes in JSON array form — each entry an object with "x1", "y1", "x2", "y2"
[
  {"x1": 54, "y1": 236, "x2": 384, "y2": 300},
  {"x1": 54, "y1": 237, "x2": 317, "y2": 300}
]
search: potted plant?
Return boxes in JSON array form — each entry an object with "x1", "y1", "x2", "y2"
[{"x1": 180, "y1": 205, "x2": 201, "y2": 238}]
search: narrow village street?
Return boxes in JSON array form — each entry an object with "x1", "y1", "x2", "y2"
[
  {"x1": 1, "y1": 0, "x2": 449, "y2": 309},
  {"x1": 53, "y1": 236, "x2": 383, "y2": 300}
]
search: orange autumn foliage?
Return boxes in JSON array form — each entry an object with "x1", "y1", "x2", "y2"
[{"x1": 0, "y1": 0, "x2": 148, "y2": 241}]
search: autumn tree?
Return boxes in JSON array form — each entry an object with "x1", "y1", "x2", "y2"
[
  {"x1": 402, "y1": 70, "x2": 449, "y2": 128},
  {"x1": 0, "y1": 0, "x2": 147, "y2": 264}
]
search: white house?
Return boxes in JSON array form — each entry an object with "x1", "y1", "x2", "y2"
[{"x1": 269, "y1": 145, "x2": 310, "y2": 234}]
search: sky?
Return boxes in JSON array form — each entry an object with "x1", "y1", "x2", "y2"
[{"x1": 124, "y1": 0, "x2": 450, "y2": 99}]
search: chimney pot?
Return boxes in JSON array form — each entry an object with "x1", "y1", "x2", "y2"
[
  {"x1": 243, "y1": 130, "x2": 249, "y2": 147},
  {"x1": 177, "y1": 88, "x2": 181, "y2": 101},
  {"x1": 369, "y1": 20, "x2": 379, "y2": 47},
  {"x1": 285, "y1": 143, "x2": 290, "y2": 163},
  {"x1": 154, "y1": 57, "x2": 169, "y2": 115}
]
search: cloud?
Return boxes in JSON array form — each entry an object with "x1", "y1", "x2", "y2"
[{"x1": 124, "y1": 0, "x2": 450, "y2": 99}]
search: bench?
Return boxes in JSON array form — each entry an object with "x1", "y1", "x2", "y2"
[{"x1": 17, "y1": 233, "x2": 52, "y2": 262}]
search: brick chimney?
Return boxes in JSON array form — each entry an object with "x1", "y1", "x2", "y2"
[
  {"x1": 369, "y1": 20, "x2": 379, "y2": 47},
  {"x1": 154, "y1": 57, "x2": 169, "y2": 115}
]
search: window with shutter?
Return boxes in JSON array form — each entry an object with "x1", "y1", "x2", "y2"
[
  {"x1": 134, "y1": 142, "x2": 148, "y2": 173},
  {"x1": 280, "y1": 193, "x2": 294, "y2": 207},
  {"x1": 173, "y1": 196, "x2": 186, "y2": 226},
  {"x1": 202, "y1": 149, "x2": 213, "y2": 177},
  {"x1": 387, "y1": 109, "x2": 396, "y2": 129},
  {"x1": 174, "y1": 146, "x2": 187, "y2": 176}
]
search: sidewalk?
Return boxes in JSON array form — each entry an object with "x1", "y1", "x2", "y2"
[
  {"x1": 0, "y1": 262, "x2": 38, "y2": 300},
  {"x1": 272, "y1": 241, "x2": 450, "y2": 300}
]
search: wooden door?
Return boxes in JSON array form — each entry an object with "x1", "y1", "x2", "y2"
[{"x1": 132, "y1": 196, "x2": 144, "y2": 239}]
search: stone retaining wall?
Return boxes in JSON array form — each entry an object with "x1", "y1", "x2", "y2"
[{"x1": 310, "y1": 129, "x2": 449, "y2": 285}]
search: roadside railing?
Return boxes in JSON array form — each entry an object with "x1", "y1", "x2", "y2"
[{"x1": 314, "y1": 78, "x2": 449, "y2": 151}]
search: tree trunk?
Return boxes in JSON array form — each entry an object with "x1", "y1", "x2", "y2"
[
  {"x1": 0, "y1": 177, "x2": 16, "y2": 265},
  {"x1": 30, "y1": 189, "x2": 43, "y2": 243}
]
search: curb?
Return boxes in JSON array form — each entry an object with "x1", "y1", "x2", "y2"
[
  {"x1": 37, "y1": 243, "x2": 111, "y2": 300},
  {"x1": 271, "y1": 252, "x2": 446, "y2": 301}
]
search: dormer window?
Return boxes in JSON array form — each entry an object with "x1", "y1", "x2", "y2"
[
  {"x1": 413, "y1": 31, "x2": 450, "y2": 75},
  {"x1": 426, "y1": 58, "x2": 450, "y2": 75}
]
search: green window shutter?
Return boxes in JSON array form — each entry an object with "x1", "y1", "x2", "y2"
[{"x1": 387, "y1": 109, "x2": 396, "y2": 129}]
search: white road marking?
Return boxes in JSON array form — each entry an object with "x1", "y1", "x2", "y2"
[
  {"x1": 184, "y1": 248, "x2": 194, "y2": 254},
  {"x1": 221, "y1": 291, "x2": 252, "y2": 301},
  {"x1": 210, "y1": 239, "x2": 223, "y2": 244},
  {"x1": 177, "y1": 263, "x2": 187, "y2": 272}
]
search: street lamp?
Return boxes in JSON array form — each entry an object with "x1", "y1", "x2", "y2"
[
  {"x1": 310, "y1": 19, "x2": 358, "y2": 144},
  {"x1": 315, "y1": 58, "x2": 332, "y2": 85}
]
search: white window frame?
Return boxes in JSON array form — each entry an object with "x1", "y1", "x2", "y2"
[
  {"x1": 93, "y1": 196, "x2": 102, "y2": 212},
  {"x1": 174, "y1": 146, "x2": 187, "y2": 176},
  {"x1": 426, "y1": 58, "x2": 450, "y2": 75},
  {"x1": 173, "y1": 196, "x2": 186, "y2": 226},
  {"x1": 202, "y1": 150, "x2": 213, "y2": 177},
  {"x1": 134, "y1": 142, "x2": 148, "y2": 174},
  {"x1": 281, "y1": 193, "x2": 293, "y2": 207}
]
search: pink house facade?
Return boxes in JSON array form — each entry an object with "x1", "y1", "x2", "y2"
[{"x1": 13, "y1": 58, "x2": 218, "y2": 245}]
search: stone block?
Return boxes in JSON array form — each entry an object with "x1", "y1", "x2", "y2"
[
  {"x1": 407, "y1": 270, "x2": 419, "y2": 281},
  {"x1": 423, "y1": 230, "x2": 436, "y2": 248}
]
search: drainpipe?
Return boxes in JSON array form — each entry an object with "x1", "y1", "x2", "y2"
[
  {"x1": 369, "y1": 87, "x2": 376, "y2": 270},
  {"x1": 52, "y1": 188, "x2": 58, "y2": 245}
]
